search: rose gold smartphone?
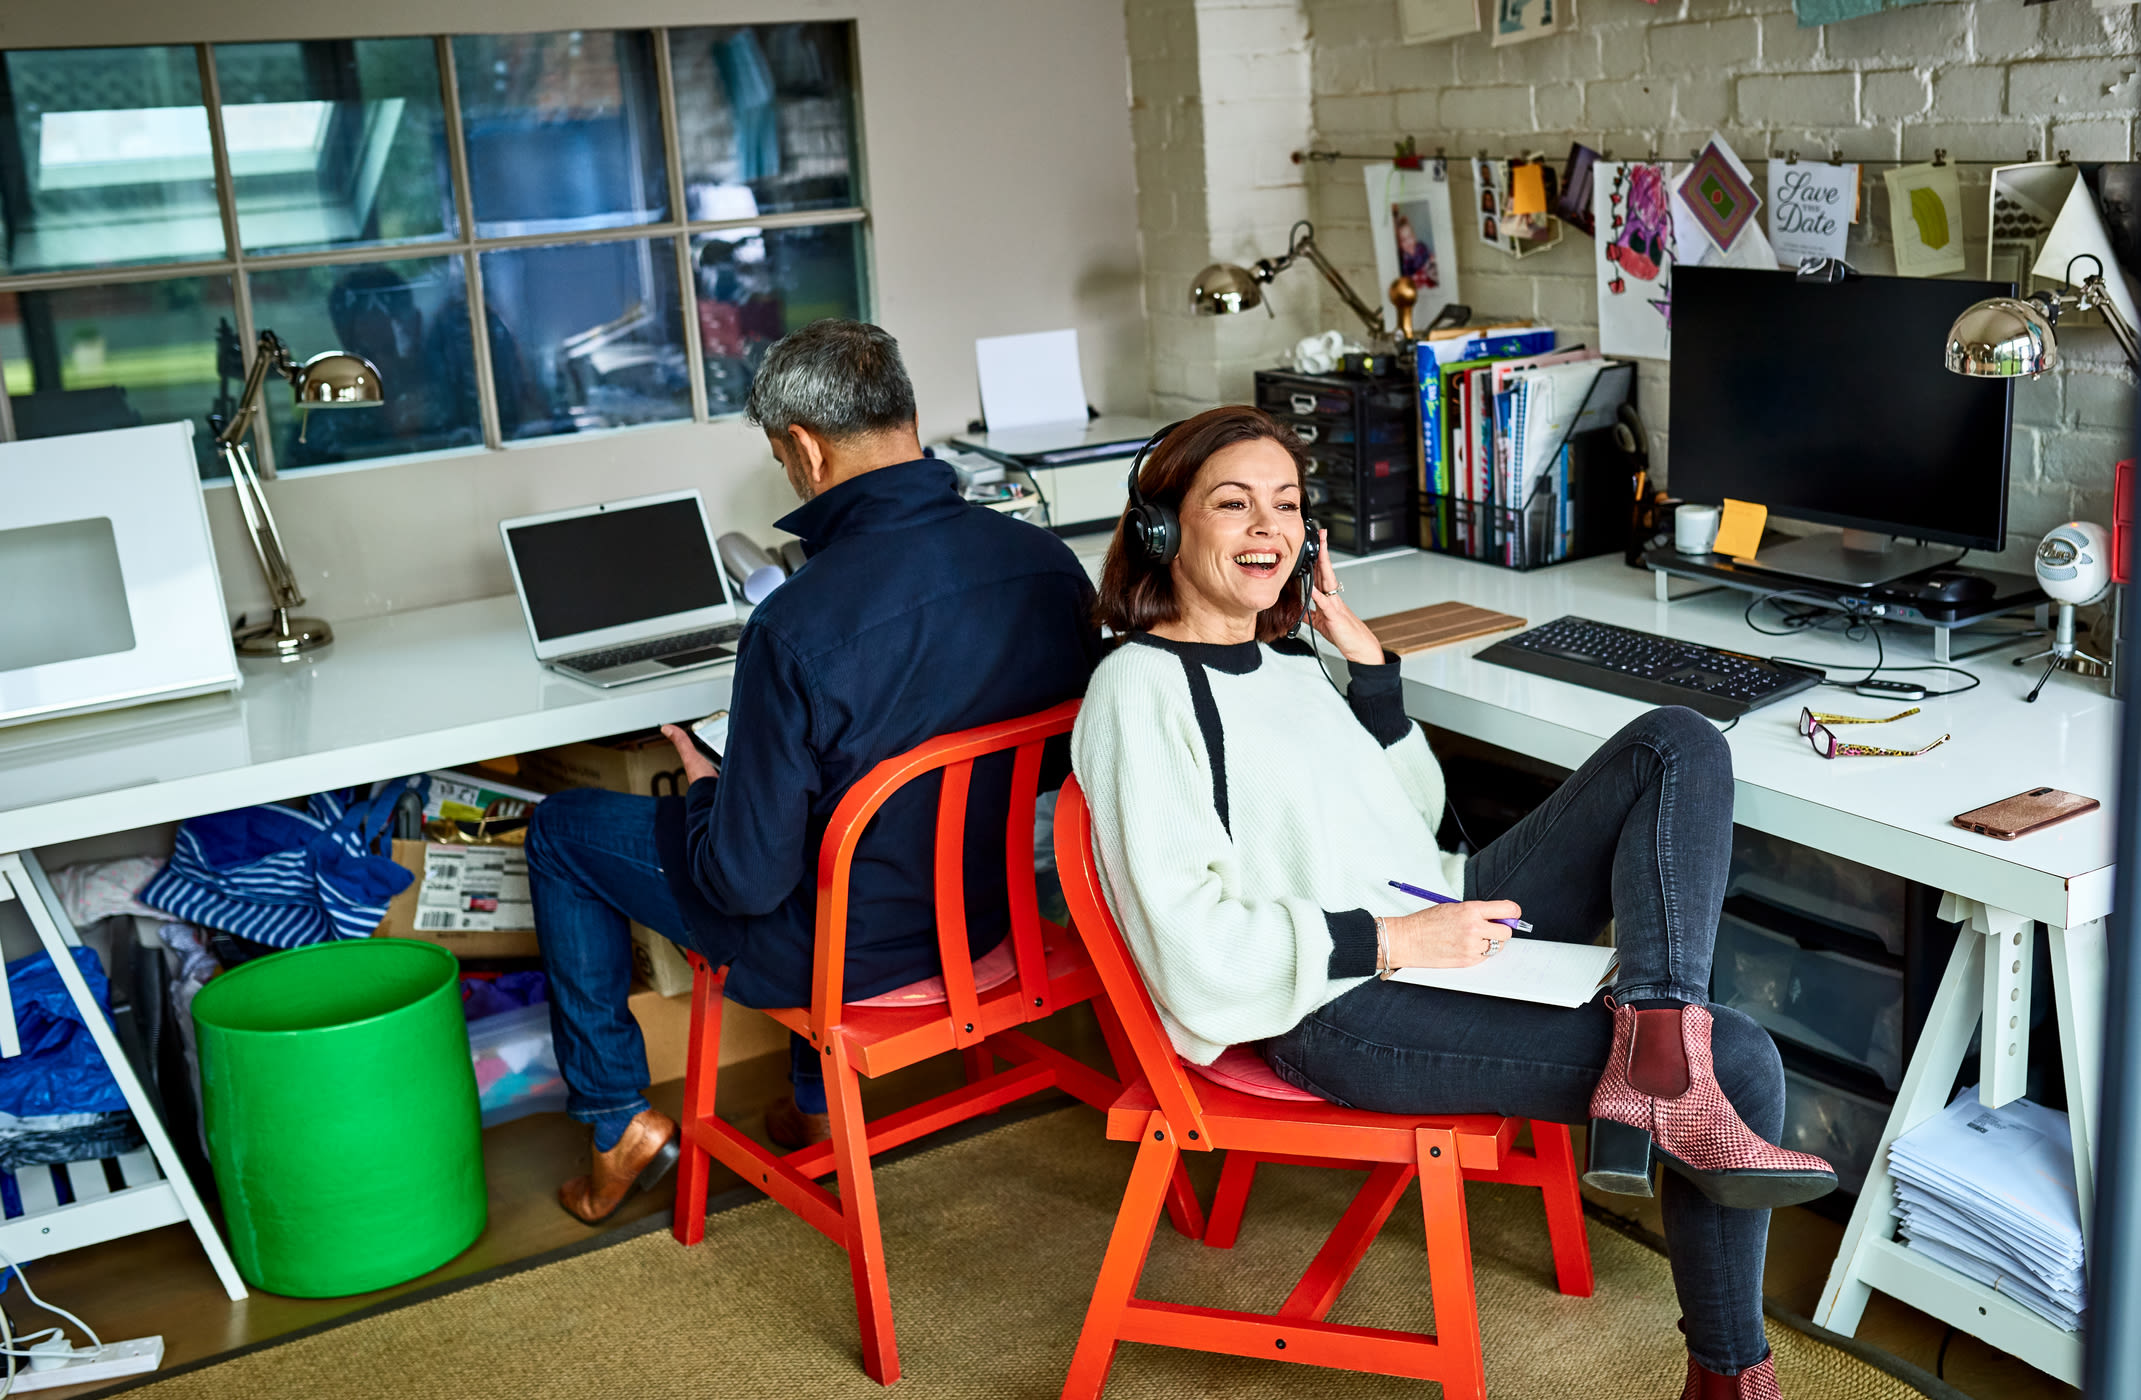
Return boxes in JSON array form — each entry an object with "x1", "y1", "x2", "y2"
[{"x1": 1952, "y1": 787, "x2": 2100, "y2": 840}]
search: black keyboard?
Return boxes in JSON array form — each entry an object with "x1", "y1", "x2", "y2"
[
  {"x1": 1476, "y1": 616, "x2": 1822, "y2": 720},
  {"x1": 564, "y1": 623, "x2": 744, "y2": 673}
]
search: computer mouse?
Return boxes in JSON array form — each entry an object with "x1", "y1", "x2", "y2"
[{"x1": 1915, "y1": 570, "x2": 1996, "y2": 603}]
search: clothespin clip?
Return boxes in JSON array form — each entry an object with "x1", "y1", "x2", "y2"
[
  {"x1": 1394, "y1": 135, "x2": 1423, "y2": 171},
  {"x1": 1932, "y1": 148, "x2": 1947, "y2": 167},
  {"x1": 1788, "y1": 149, "x2": 1800, "y2": 164},
  {"x1": 1603, "y1": 149, "x2": 1614, "y2": 162},
  {"x1": 1829, "y1": 147, "x2": 1843, "y2": 165},
  {"x1": 2057, "y1": 149, "x2": 2072, "y2": 167},
  {"x1": 1646, "y1": 148, "x2": 1658, "y2": 163},
  {"x1": 2026, "y1": 148, "x2": 2041, "y2": 163},
  {"x1": 1434, "y1": 146, "x2": 1447, "y2": 159}
]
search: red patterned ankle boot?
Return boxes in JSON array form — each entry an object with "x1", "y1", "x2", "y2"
[
  {"x1": 1586, "y1": 1000, "x2": 1837, "y2": 1209},
  {"x1": 1682, "y1": 1350, "x2": 1782, "y2": 1399}
]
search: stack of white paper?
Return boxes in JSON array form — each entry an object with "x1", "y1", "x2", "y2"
[{"x1": 1887, "y1": 1091, "x2": 2084, "y2": 1332}]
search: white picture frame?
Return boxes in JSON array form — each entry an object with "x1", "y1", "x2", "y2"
[
  {"x1": 1365, "y1": 160, "x2": 1464, "y2": 333},
  {"x1": 0, "y1": 422, "x2": 241, "y2": 730}
]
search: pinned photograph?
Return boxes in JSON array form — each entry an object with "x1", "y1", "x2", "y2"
[
  {"x1": 1365, "y1": 160, "x2": 1463, "y2": 331},
  {"x1": 1474, "y1": 157, "x2": 1511, "y2": 249},
  {"x1": 1885, "y1": 162, "x2": 1967, "y2": 277},
  {"x1": 1493, "y1": 0, "x2": 1563, "y2": 46},
  {"x1": 1594, "y1": 161, "x2": 1674, "y2": 359},
  {"x1": 1557, "y1": 143, "x2": 1601, "y2": 237}
]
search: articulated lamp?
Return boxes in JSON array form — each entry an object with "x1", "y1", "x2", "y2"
[
  {"x1": 1191, "y1": 220, "x2": 1435, "y2": 342},
  {"x1": 1944, "y1": 254, "x2": 2141, "y2": 379},
  {"x1": 213, "y1": 331, "x2": 384, "y2": 657}
]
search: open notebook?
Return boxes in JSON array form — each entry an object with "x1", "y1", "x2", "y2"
[{"x1": 1390, "y1": 940, "x2": 1617, "y2": 1008}]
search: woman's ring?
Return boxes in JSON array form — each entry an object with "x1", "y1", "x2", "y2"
[{"x1": 1483, "y1": 937, "x2": 1505, "y2": 958}]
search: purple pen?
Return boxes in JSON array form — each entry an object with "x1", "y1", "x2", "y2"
[{"x1": 1388, "y1": 880, "x2": 1533, "y2": 933}]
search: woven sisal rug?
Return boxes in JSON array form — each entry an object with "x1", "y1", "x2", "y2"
[{"x1": 117, "y1": 1107, "x2": 1945, "y2": 1399}]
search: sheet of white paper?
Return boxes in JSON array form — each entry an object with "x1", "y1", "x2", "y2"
[
  {"x1": 1592, "y1": 161, "x2": 1675, "y2": 360},
  {"x1": 1365, "y1": 160, "x2": 1463, "y2": 333},
  {"x1": 975, "y1": 329, "x2": 1087, "y2": 432},
  {"x1": 2036, "y1": 177, "x2": 2141, "y2": 339},
  {"x1": 1767, "y1": 161, "x2": 1855, "y2": 266},
  {"x1": 1390, "y1": 939, "x2": 1617, "y2": 1008},
  {"x1": 1399, "y1": 0, "x2": 1481, "y2": 43}
]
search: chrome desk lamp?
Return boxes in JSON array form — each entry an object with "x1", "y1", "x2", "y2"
[
  {"x1": 1190, "y1": 219, "x2": 1462, "y2": 343},
  {"x1": 212, "y1": 331, "x2": 384, "y2": 657},
  {"x1": 1944, "y1": 253, "x2": 2141, "y2": 379}
]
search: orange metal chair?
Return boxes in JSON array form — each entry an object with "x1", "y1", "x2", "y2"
[
  {"x1": 670, "y1": 701, "x2": 1202, "y2": 1384},
  {"x1": 1052, "y1": 776, "x2": 1595, "y2": 1400}
]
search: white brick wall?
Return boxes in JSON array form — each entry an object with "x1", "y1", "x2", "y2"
[{"x1": 1289, "y1": 0, "x2": 2140, "y2": 551}]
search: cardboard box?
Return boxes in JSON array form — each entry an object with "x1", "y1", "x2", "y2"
[
  {"x1": 631, "y1": 982, "x2": 788, "y2": 1083},
  {"x1": 515, "y1": 734, "x2": 697, "y2": 799},
  {"x1": 630, "y1": 922, "x2": 696, "y2": 998},
  {"x1": 374, "y1": 839, "x2": 539, "y2": 959}
]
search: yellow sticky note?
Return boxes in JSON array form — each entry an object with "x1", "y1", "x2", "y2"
[
  {"x1": 1509, "y1": 162, "x2": 1548, "y2": 216},
  {"x1": 1714, "y1": 498, "x2": 1768, "y2": 561}
]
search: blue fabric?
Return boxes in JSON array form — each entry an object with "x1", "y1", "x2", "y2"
[
  {"x1": 652, "y1": 459, "x2": 1099, "y2": 1010},
  {"x1": 0, "y1": 947, "x2": 128, "y2": 1118},
  {"x1": 524, "y1": 787, "x2": 825, "y2": 1127},
  {"x1": 142, "y1": 781, "x2": 421, "y2": 948}
]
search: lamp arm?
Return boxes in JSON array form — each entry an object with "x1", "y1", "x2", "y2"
[
  {"x1": 220, "y1": 438, "x2": 307, "y2": 611},
  {"x1": 2080, "y1": 276, "x2": 2141, "y2": 374},
  {"x1": 1291, "y1": 232, "x2": 1390, "y2": 340},
  {"x1": 214, "y1": 331, "x2": 294, "y2": 452}
]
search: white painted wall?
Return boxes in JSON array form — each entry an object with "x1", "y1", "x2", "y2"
[{"x1": 6, "y1": 1, "x2": 1147, "y2": 622}]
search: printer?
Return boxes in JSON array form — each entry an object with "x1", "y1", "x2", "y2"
[{"x1": 949, "y1": 415, "x2": 1164, "y2": 536}]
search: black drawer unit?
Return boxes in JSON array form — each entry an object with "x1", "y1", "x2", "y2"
[{"x1": 1255, "y1": 367, "x2": 1417, "y2": 555}]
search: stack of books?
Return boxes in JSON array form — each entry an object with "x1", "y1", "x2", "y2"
[
  {"x1": 1888, "y1": 1091, "x2": 2085, "y2": 1331},
  {"x1": 1417, "y1": 324, "x2": 1627, "y2": 569}
]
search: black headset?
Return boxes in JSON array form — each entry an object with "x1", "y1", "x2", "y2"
[{"x1": 1122, "y1": 419, "x2": 1321, "y2": 630}]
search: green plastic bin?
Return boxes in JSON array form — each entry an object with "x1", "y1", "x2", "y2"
[{"x1": 192, "y1": 939, "x2": 486, "y2": 1297}]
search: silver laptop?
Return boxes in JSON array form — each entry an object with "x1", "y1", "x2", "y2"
[{"x1": 500, "y1": 490, "x2": 745, "y2": 687}]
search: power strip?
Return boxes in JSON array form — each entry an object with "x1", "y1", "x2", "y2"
[{"x1": 10, "y1": 1336, "x2": 163, "y2": 1392}]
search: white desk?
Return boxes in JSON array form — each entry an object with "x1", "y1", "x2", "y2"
[
  {"x1": 0, "y1": 555, "x2": 2112, "y2": 1373},
  {"x1": 1325, "y1": 548, "x2": 2109, "y2": 1385},
  {"x1": 0, "y1": 596, "x2": 738, "y2": 1297}
]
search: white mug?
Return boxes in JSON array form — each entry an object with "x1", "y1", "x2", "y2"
[{"x1": 1675, "y1": 503, "x2": 1721, "y2": 555}]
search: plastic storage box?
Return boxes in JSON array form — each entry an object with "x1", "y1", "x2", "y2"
[
  {"x1": 1254, "y1": 368, "x2": 1417, "y2": 556},
  {"x1": 1779, "y1": 1068, "x2": 1890, "y2": 1195},
  {"x1": 1727, "y1": 827, "x2": 1907, "y2": 956},
  {"x1": 467, "y1": 1003, "x2": 568, "y2": 1127},
  {"x1": 1712, "y1": 912, "x2": 1904, "y2": 1087}
]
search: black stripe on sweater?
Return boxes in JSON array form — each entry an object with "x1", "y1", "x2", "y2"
[{"x1": 1174, "y1": 653, "x2": 1230, "y2": 838}]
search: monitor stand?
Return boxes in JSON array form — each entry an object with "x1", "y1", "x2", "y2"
[{"x1": 1741, "y1": 530, "x2": 1957, "y2": 587}]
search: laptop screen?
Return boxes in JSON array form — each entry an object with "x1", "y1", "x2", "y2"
[{"x1": 506, "y1": 498, "x2": 725, "y2": 642}]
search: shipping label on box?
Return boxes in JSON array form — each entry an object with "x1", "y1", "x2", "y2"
[{"x1": 411, "y1": 845, "x2": 534, "y2": 932}]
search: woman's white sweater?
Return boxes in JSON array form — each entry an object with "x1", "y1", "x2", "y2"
[{"x1": 1070, "y1": 632, "x2": 1467, "y2": 1064}]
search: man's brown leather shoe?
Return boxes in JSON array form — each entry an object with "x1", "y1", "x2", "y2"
[
  {"x1": 559, "y1": 1108, "x2": 680, "y2": 1225},
  {"x1": 765, "y1": 1092, "x2": 832, "y2": 1150}
]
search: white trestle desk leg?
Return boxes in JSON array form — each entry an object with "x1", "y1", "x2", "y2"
[
  {"x1": 1815, "y1": 894, "x2": 2088, "y2": 1387},
  {"x1": 0, "y1": 852, "x2": 248, "y2": 1300},
  {"x1": 2049, "y1": 917, "x2": 2107, "y2": 1252}
]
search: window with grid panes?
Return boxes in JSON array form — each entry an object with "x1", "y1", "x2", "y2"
[{"x1": 0, "y1": 25, "x2": 867, "y2": 480}]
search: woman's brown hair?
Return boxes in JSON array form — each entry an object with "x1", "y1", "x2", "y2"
[{"x1": 1095, "y1": 404, "x2": 1313, "y2": 644}]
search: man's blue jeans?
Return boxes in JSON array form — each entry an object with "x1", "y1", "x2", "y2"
[{"x1": 522, "y1": 787, "x2": 823, "y2": 1143}]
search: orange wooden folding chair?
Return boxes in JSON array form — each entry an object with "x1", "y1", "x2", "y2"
[
  {"x1": 1052, "y1": 775, "x2": 1594, "y2": 1400},
  {"x1": 670, "y1": 701, "x2": 1202, "y2": 1385}
]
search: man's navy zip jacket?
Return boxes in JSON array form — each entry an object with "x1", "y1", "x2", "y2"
[{"x1": 652, "y1": 458, "x2": 1100, "y2": 1008}]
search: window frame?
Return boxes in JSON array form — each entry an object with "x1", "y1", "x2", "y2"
[{"x1": 0, "y1": 28, "x2": 871, "y2": 478}]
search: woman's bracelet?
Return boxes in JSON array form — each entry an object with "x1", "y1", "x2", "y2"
[{"x1": 1375, "y1": 915, "x2": 1393, "y2": 980}]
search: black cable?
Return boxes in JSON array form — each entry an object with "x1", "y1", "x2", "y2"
[
  {"x1": 1744, "y1": 593, "x2": 1984, "y2": 698},
  {"x1": 1718, "y1": 714, "x2": 1740, "y2": 733},
  {"x1": 1935, "y1": 1323, "x2": 1956, "y2": 1379}
]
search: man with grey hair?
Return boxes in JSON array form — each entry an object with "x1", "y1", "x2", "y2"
[{"x1": 525, "y1": 320, "x2": 1099, "y2": 1224}]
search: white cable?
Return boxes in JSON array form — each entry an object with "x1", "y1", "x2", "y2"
[
  {"x1": 0, "y1": 1249, "x2": 99, "y2": 1359},
  {"x1": 0, "y1": 1279, "x2": 15, "y2": 1400}
]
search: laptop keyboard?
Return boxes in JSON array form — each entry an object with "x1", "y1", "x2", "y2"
[{"x1": 564, "y1": 623, "x2": 744, "y2": 672}]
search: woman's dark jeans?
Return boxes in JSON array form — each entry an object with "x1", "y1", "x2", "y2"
[{"x1": 1262, "y1": 706, "x2": 1782, "y2": 1376}]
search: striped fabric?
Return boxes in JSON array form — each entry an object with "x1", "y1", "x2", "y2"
[{"x1": 141, "y1": 781, "x2": 422, "y2": 950}]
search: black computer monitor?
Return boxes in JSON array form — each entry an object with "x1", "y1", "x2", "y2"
[{"x1": 1668, "y1": 266, "x2": 2015, "y2": 583}]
